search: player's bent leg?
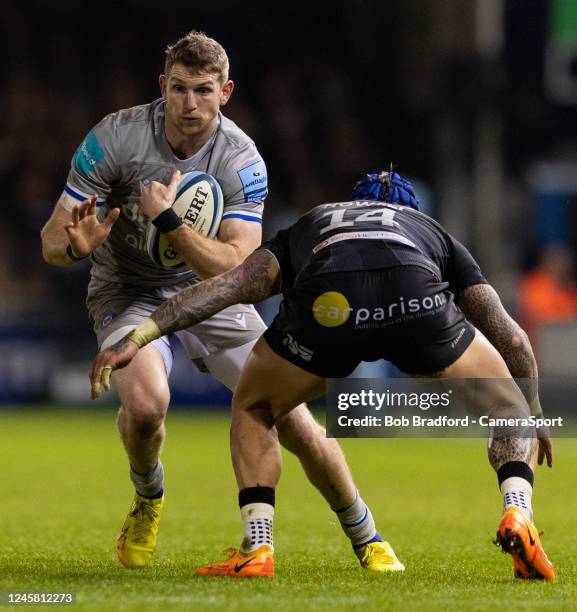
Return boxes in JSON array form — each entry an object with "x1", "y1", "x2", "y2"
[
  {"x1": 429, "y1": 329, "x2": 554, "y2": 580},
  {"x1": 231, "y1": 337, "x2": 327, "y2": 490},
  {"x1": 197, "y1": 338, "x2": 324, "y2": 578},
  {"x1": 274, "y1": 391, "x2": 403, "y2": 572},
  {"x1": 111, "y1": 343, "x2": 170, "y2": 568},
  {"x1": 114, "y1": 343, "x2": 170, "y2": 473},
  {"x1": 277, "y1": 405, "x2": 356, "y2": 509},
  {"x1": 205, "y1": 339, "x2": 356, "y2": 508},
  {"x1": 197, "y1": 338, "x2": 404, "y2": 577}
]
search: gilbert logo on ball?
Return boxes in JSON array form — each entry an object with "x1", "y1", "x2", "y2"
[{"x1": 146, "y1": 171, "x2": 224, "y2": 267}]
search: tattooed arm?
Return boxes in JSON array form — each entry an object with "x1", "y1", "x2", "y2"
[
  {"x1": 457, "y1": 283, "x2": 552, "y2": 466},
  {"x1": 149, "y1": 248, "x2": 281, "y2": 335},
  {"x1": 90, "y1": 249, "x2": 281, "y2": 399},
  {"x1": 458, "y1": 284, "x2": 537, "y2": 380}
]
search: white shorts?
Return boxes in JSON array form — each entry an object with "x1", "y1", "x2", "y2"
[{"x1": 87, "y1": 279, "x2": 266, "y2": 390}]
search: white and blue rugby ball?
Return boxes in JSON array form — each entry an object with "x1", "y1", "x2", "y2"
[{"x1": 146, "y1": 171, "x2": 224, "y2": 268}]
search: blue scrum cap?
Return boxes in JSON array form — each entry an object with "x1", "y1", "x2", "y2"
[{"x1": 351, "y1": 170, "x2": 419, "y2": 210}]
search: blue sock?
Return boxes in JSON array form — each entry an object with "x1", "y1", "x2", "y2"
[
  {"x1": 333, "y1": 491, "x2": 381, "y2": 548},
  {"x1": 130, "y1": 462, "x2": 164, "y2": 498},
  {"x1": 138, "y1": 487, "x2": 164, "y2": 500},
  {"x1": 353, "y1": 531, "x2": 383, "y2": 550}
]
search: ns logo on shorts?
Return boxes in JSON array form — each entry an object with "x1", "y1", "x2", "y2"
[
  {"x1": 283, "y1": 334, "x2": 313, "y2": 361},
  {"x1": 312, "y1": 292, "x2": 351, "y2": 327}
]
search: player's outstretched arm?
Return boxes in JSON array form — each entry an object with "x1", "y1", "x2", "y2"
[
  {"x1": 457, "y1": 283, "x2": 552, "y2": 466},
  {"x1": 90, "y1": 248, "x2": 281, "y2": 399},
  {"x1": 150, "y1": 246, "x2": 280, "y2": 333},
  {"x1": 41, "y1": 196, "x2": 120, "y2": 266},
  {"x1": 41, "y1": 204, "x2": 75, "y2": 267}
]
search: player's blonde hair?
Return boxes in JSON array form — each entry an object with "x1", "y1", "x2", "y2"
[{"x1": 164, "y1": 31, "x2": 230, "y2": 82}]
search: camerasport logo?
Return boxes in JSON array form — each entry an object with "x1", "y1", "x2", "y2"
[{"x1": 312, "y1": 291, "x2": 447, "y2": 329}]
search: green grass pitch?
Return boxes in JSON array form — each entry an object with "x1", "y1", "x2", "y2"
[{"x1": 0, "y1": 408, "x2": 575, "y2": 611}]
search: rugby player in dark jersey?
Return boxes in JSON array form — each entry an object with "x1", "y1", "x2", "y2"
[{"x1": 90, "y1": 171, "x2": 555, "y2": 580}]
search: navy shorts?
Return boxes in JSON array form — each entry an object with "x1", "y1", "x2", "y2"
[{"x1": 263, "y1": 266, "x2": 475, "y2": 377}]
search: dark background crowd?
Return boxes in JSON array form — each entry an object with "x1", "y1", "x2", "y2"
[{"x1": 1, "y1": 0, "x2": 576, "y2": 401}]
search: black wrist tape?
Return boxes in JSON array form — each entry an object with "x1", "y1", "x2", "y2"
[
  {"x1": 152, "y1": 208, "x2": 183, "y2": 233},
  {"x1": 66, "y1": 244, "x2": 88, "y2": 261}
]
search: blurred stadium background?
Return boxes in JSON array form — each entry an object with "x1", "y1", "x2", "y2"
[{"x1": 2, "y1": 0, "x2": 577, "y2": 407}]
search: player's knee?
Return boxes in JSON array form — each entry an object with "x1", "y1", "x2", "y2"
[
  {"x1": 277, "y1": 409, "x2": 325, "y2": 455},
  {"x1": 119, "y1": 387, "x2": 168, "y2": 433},
  {"x1": 232, "y1": 394, "x2": 277, "y2": 429},
  {"x1": 128, "y1": 406, "x2": 167, "y2": 436}
]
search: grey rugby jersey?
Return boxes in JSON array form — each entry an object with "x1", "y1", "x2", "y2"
[{"x1": 58, "y1": 98, "x2": 267, "y2": 286}]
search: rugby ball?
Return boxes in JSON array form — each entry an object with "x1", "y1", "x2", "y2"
[{"x1": 146, "y1": 171, "x2": 224, "y2": 267}]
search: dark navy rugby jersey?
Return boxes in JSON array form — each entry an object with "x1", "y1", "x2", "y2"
[{"x1": 259, "y1": 201, "x2": 487, "y2": 297}]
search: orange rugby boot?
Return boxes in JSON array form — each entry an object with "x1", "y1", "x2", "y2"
[
  {"x1": 495, "y1": 507, "x2": 555, "y2": 580},
  {"x1": 195, "y1": 545, "x2": 274, "y2": 578}
]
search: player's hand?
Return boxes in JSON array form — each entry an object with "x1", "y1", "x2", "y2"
[
  {"x1": 140, "y1": 170, "x2": 181, "y2": 220},
  {"x1": 90, "y1": 336, "x2": 139, "y2": 400},
  {"x1": 537, "y1": 425, "x2": 553, "y2": 467},
  {"x1": 64, "y1": 195, "x2": 120, "y2": 258}
]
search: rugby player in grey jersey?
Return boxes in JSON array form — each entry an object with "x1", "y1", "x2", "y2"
[{"x1": 41, "y1": 31, "x2": 390, "y2": 572}]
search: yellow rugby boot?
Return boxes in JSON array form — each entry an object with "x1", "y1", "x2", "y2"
[
  {"x1": 196, "y1": 545, "x2": 274, "y2": 578},
  {"x1": 116, "y1": 493, "x2": 164, "y2": 568},
  {"x1": 355, "y1": 541, "x2": 405, "y2": 572}
]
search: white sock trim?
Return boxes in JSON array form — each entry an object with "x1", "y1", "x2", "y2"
[
  {"x1": 240, "y1": 503, "x2": 274, "y2": 553},
  {"x1": 500, "y1": 476, "x2": 533, "y2": 521}
]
